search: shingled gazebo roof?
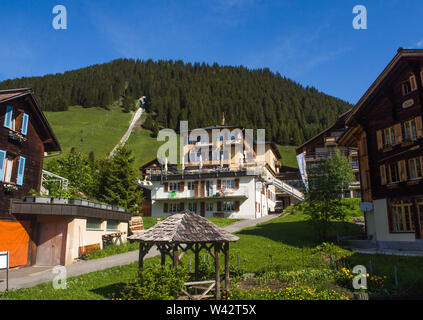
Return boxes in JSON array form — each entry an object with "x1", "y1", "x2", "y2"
[{"x1": 128, "y1": 211, "x2": 239, "y2": 243}]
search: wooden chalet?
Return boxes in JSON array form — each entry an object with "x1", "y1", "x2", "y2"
[
  {"x1": 0, "y1": 88, "x2": 130, "y2": 267},
  {"x1": 339, "y1": 48, "x2": 423, "y2": 245}
]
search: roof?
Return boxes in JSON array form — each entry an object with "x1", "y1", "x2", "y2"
[
  {"x1": 295, "y1": 108, "x2": 352, "y2": 154},
  {"x1": 140, "y1": 157, "x2": 177, "y2": 171},
  {"x1": 346, "y1": 48, "x2": 423, "y2": 126},
  {"x1": 0, "y1": 88, "x2": 61, "y2": 152},
  {"x1": 128, "y1": 211, "x2": 239, "y2": 243}
]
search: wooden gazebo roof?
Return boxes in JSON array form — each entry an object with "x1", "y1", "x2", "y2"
[{"x1": 127, "y1": 211, "x2": 239, "y2": 243}]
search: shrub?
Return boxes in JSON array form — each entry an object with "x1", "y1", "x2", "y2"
[{"x1": 120, "y1": 264, "x2": 189, "y2": 300}]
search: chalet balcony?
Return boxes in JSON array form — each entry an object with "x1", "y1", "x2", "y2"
[
  {"x1": 152, "y1": 186, "x2": 249, "y2": 201},
  {"x1": 304, "y1": 150, "x2": 351, "y2": 160}
]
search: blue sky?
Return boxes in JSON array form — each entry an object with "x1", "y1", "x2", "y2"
[{"x1": 0, "y1": 0, "x2": 422, "y2": 104}]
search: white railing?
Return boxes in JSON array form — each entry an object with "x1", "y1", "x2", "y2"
[
  {"x1": 152, "y1": 186, "x2": 249, "y2": 200},
  {"x1": 271, "y1": 177, "x2": 304, "y2": 201}
]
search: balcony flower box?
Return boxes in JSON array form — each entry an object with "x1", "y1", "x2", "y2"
[
  {"x1": 100, "y1": 203, "x2": 107, "y2": 210},
  {"x1": 4, "y1": 183, "x2": 18, "y2": 193},
  {"x1": 117, "y1": 207, "x2": 125, "y2": 212},
  {"x1": 88, "y1": 201, "x2": 95, "y2": 208},
  {"x1": 34, "y1": 196, "x2": 52, "y2": 204},
  {"x1": 25, "y1": 196, "x2": 35, "y2": 202},
  {"x1": 106, "y1": 204, "x2": 113, "y2": 210},
  {"x1": 52, "y1": 197, "x2": 68, "y2": 204},
  {"x1": 94, "y1": 202, "x2": 102, "y2": 209},
  {"x1": 81, "y1": 199, "x2": 89, "y2": 206},
  {"x1": 8, "y1": 130, "x2": 27, "y2": 143},
  {"x1": 69, "y1": 199, "x2": 82, "y2": 205}
]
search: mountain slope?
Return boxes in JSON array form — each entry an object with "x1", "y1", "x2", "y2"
[{"x1": 0, "y1": 59, "x2": 352, "y2": 146}]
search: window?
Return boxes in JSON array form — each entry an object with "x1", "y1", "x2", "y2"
[
  {"x1": 188, "y1": 202, "x2": 197, "y2": 213},
  {"x1": 409, "y1": 157, "x2": 422, "y2": 180},
  {"x1": 391, "y1": 200, "x2": 415, "y2": 232},
  {"x1": 87, "y1": 218, "x2": 103, "y2": 230},
  {"x1": 402, "y1": 75, "x2": 417, "y2": 96},
  {"x1": 187, "y1": 181, "x2": 195, "y2": 190},
  {"x1": 383, "y1": 126, "x2": 396, "y2": 147},
  {"x1": 107, "y1": 220, "x2": 119, "y2": 231},
  {"x1": 0, "y1": 152, "x2": 24, "y2": 185},
  {"x1": 169, "y1": 203, "x2": 179, "y2": 213},
  {"x1": 404, "y1": 119, "x2": 418, "y2": 142},
  {"x1": 3, "y1": 106, "x2": 29, "y2": 134},
  {"x1": 169, "y1": 182, "x2": 180, "y2": 191},
  {"x1": 386, "y1": 162, "x2": 400, "y2": 183},
  {"x1": 222, "y1": 201, "x2": 235, "y2": 211},
  {"x1": 205, "y1": 202, "x2": 214, "y2": 211},
  {"x1": 222, "y1": 180, "x2": 235, "y2": 190}
]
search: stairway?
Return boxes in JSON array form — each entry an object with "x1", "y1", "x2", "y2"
[{"x1": 270, "y1": 177, "x2": 304, "y2": 201}]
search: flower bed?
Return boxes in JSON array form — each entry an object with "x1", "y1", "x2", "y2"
[{"x1": 8, "y1": 130, "x2": 27, "y2": 143}]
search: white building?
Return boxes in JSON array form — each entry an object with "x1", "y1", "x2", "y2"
[{"x1": 141, "y1": 125, "x2": 304, "y2": 219}]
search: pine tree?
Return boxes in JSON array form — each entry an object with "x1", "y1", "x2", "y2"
[{"x1": 98, "y1": 145, "x2": 143, "y2": 214}]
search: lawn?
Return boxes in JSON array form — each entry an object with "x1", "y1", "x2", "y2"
[
  {"x1": 3, "y1": 211, "x2": 422, "y2": 300},
  {"x1": 276, "y1": 145, "x2": 298, "y2": 168}
]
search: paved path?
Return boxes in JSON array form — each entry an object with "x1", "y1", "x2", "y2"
[
  {"x1": 109, "y1": 102, "x2": 143, "y2": 158},
  {"x1": 0, "y1": 214, "x2": 280, "y2": 292}
]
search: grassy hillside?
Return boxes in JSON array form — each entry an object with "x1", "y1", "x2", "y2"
[{"x1": 44, "y1": 106, "x2": 297, "y2": 168}]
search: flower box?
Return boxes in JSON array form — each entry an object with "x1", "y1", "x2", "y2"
[
  {"x1": 8, "y1": 130, "x2": 27, "y2": 143},
  {"x1": 94, "y1": 202, "x2": 102, "y2": 209},
  {"x1": 34, "y1": 196, "x2": 52, "y2": 204},
  {"x1": 3, "y1": 183, "x2": 18, "y2": 193},
  {"x1": 106, "y1": 205, "x2": 113, "y2": 210},
  {"x1": 117, "y1": 207, "x2": 125, "y2": 212},
  {"x1": 25, "y1": 196, "x2": 35, "y2": 202},
  {"x1": 81, "y1": 200, "x2": 89, "y2": 206},
  {"x1": 100, "y1": 203, "x2": 107, "y2": 210},
  {"x1": 69, "y1": 199, "x2": 82, "y2": 205},
  {"x1": 52, "y1": 197, "x2": 68, "y2": 204},
  {"x1": 88, "y1": 201, "x2": 95, "y2": 207}
]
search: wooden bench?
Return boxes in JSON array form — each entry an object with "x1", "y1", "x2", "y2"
[{"x1": 129, "y1": 216, "x2": 144, "y2": 235}]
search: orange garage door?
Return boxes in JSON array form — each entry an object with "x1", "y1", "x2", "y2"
[{"x1": 0, "y1": 220, "x2": 31, "y2": 267}]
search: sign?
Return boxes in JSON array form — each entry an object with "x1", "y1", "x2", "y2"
[
  {"x1": 0, "y1": 251, "x2": 9, "y2": 292},
  {"x1": 0, "y1": 251, "x2": 8, "y2": 270},
  {"x1": 296, "y1": 153, "x2": 309, "y2": 191},
  {"x1": 360, "y1": 202, "x2": 373, "y2": 212},
  {"x1": 402, "y1": 99, "x2": 414, "y2": 109}
]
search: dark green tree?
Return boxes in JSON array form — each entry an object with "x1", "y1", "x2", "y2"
[
  {"x1": 304, "y1": 150, "x2": 354, "y2": 240},
  {"x1": 98, "y1": 145, "x2": 143, "y2": 214}
]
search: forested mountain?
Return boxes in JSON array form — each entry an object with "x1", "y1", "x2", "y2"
[{"x1": 0, "y1": 59, "x2": 352, "y2": 145}]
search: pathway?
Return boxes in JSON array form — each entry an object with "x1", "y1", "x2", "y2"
[
  {"x1": 0, "y1": 214, "x2": 280, "y2": 292},
  {"x1": 109, "y1": 100, "x2": 144, "y2": 158}
]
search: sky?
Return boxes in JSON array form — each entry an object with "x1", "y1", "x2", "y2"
[{"x1": 0, "y1": 0, "x2": 422, "y2": 104}]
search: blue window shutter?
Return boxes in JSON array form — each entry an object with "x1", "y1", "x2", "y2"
[
  {"x1": 21, "y1": 113, "x2": 29, "y2": 135},
  {"x1": 16, "y1": 156, "x2": 26, "y2": 186},
  {"x1": 0, "y1": 150, "x2": 6, "y2": 182},
  {"x1": 4, "y1": 105, "x2": 13, "y2": 129}
]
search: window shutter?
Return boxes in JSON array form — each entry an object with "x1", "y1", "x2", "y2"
[
  {"x1": 164, "y1": 182, "x2": 168, "y2": 192},
  {"x1": 416, "y1": 116, "x2": 423, "y2": 138},
  {"x1": 234, "y1": 178, "x2": 240, "y2": 190},
  {"x1": 376, "y1": 130, "x2": 383, "y2": 150},
  {"x1": 394, "y1": 124, "x2": 402, "y2": 144},
  {"x1": 179, "y1": 182, "x2": 184, "y2": 192},
  {"x1": 380, "y1": 164, "x2": 387, "y2": 185},
  {"x1": 235, "y1": 201, "x2": 240, "y2": 212},
  {"x1": 399, "y1": 160, "x2": 407, "y2": 182},
  {"x1": 194, "y1": 181, "x2": 199, "y2": 197},
  {"x1": 410, "y1": 75, "x2": 417, "y2": 91},
  {"x1": 21, "y1": 113, "x2": 29, "y2": 135},
  {"x1": 164, "y1": 203, "x2": 168, "y2": 213},
  {"x1": 0, "y1": 150, "x2": 6, "y2": 182},
  {"x1": 217, "y1": 179, "x2": 221, "y2": 189},
  {"x1": 217, "y1": 201, "x2": 222, "y2": 211},
  {"x1": 4, "y1": 105, "x2": 13, "y2": 129},
  {"x1": 16, "y1": 156, "x2": 26, "y2": 186}
]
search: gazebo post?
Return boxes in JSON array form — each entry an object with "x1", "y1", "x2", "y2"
[
  {"x1": 224, "y1": 242, "x2": 230, "y2": 298},
  {"x1": 173, "y1": 245, "x2": 179, "y2": 269},
  {"x1": 194, "y1": 243, "x2": 199, "y2": 280},
  {"x1": 214, "y1": 242, "x2": 221, "y2": 300}
]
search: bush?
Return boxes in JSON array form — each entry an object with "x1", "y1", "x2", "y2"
[{"x1": 120, "y1": 264, "x2": 189, "y2": 300}]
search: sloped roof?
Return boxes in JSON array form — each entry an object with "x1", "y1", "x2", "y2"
[
  {"x1": 0, "y1": 88, "x2": 61, "y2": 152},
  {"x1": 128, "y1": 211, "x2": 239, "y2": 243}
]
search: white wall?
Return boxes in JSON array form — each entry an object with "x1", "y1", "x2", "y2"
[{"x1": 372, "y1": 199, "x2": 415, "y2": 242}]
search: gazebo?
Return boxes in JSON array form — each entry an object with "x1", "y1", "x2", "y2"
[{"x1": 127, "y1": 211, "x2": 239, "y2": 300}]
